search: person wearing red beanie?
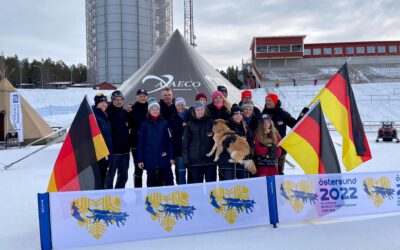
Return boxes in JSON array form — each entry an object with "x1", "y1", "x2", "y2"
[
  {"x1": 266, "y1": 93, "x2": 278, "y2": 105},
  {"x1": 241, "y1": 90, "x2": 252, "y2": 102},
  {"x1": 195, "y1": 93, "x2": 208, "y2": 104}
]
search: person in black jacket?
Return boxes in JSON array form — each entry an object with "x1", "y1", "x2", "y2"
[
  {"x1": 170, "y1": 97, "x2": 190, "y2": 185},
  {"x1": 242, "y1": 102, "x2": 258, "y2": 134},
  {"x1": 238, "y1": 90, "x2": 261, "y2": 119},
  {"x1": 137, "y1": 98, "x2": 174, "y2": 187},
  {"x1": 183, "y1": 101, "x2": 216, "y2": 183},
  {"x1": 262, "y1": 93, "x2": 308, "y2": 175},
  {"x1": 105, "y1": 90, "x2": 131, "y2": 189},
  {"x1": 218, "y1": 106, "x2": 254, "y2": 180},
  {"x1": 159, "y1": 87, "x2": 176, "y2": 120},
  {"x1": 92, "y1": 93, "x2": 112, "y2": 188},
  {"x1": 207, "y1": 91, "x2": 230, "y2": 121},
  {"x1": 127, "y1": 89, "x2": 148, "y2": 188}
]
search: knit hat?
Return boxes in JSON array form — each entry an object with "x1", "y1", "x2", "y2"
[
  {"x1": 136, "y1": 89, "x2": 148, "y2": 96},
  {"x1": 194, "y1": 101, "x2": 205, "y2": 110},
  {"x1": 111, "y1": 90, "x2": 124, "y2": 101},
  {"x1": 94, "y1": 93, "x2": 107, "y2": 106},
  {"x1": 241, "y1": 90, "x2": 252, "y2": 100},
  {"x1": 195, "y1": 93, "x2": 207, "y2": 101},
  {"x1": 175, "y1": 97, "x2": 186, "y2": 106},
  {"x1": 260, "y1": 114, "x2": 272, "y2": 121},
  {"x1": 266, "y1": 93, "x2": 278, "y2": 105},
  {"x1": 231, "y1": 105, "x2": 243, "y2": 116},
  {"x1": 217, "y1": 85, "x2": 228, "y2": 93},
  {"x1": 212, "y1": 91, "x2": 224, "y2": 101},
  {"x1": 241, "y1": 101, "x2": 254, "y2": 110},
  {"x1": 148, "y1": 97, "x2": 160, "y2": 111}
]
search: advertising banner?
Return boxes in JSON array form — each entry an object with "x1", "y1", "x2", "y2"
[
  {"x1": 49, "y1": 177, "x2": 270, "y2": 249},
  {"x1": 9, "y1": 92, "x2": 23, "y2": 142},
  {"x1": 275, "y1": 172, "x2": 400, "y2": 222}
]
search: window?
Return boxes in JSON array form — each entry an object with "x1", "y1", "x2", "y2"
[
  {"x1": 291, "y1": 45, "x2": 303, "y2": 52},
  {"x1": 280, "y1": 45, "x2": 290, "y2": 53},
  {"x1": 334, "y1": 47, "x2": 343, "y2": 54},
  {"x1": 323, "y1": 48, "x2": 332, "y2": 55},
  {"x1": 268, "y1": 45, "x2": 279, "y2": 53},
  {"x1": 256, "y1": 45, "x2": 268, "y2": 53},
  {"x1": 313, "y1": 48, "x2": 321, "y2": 55},
  {"x1": 304, "y1": 49, "x2": 311, "y2": 55},
  {"x1": 367, "y1": 46, "x2": 375, "y2": 53},
  {"x1": 389, "y1": 46, "x2": 398, "y2": 53},
  {"x1": 345, "y1": 47, "x2": 354, "y2": 54},
  {"x1": 377, "y1": 46, "x2": 386, "y2": 53},
  {"x1": 356, "y1": 47, "x2": 365, "y2": 54}
]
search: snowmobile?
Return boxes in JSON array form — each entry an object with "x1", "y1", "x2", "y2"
[{"x1": 376, "y1": 121, "x2": 400, "y2": 143}]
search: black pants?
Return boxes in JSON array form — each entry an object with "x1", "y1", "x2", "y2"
[
  {"x1": 131, "y1": 149, "x2": 143, "y2": 188},
  {"x1": 219, "y1": 163, "x2": 248, "y2": 180},
  {"x1": 146, "y1": 167, "x2": 174, "y2": 187},
  {"x1": 98, "y1": 158, "x2": 110, "y2": 188},
  {"x1": 278, "y1": 153, "x2": 286, "y2": 175},
  {"x1": 190, "y1": 164, "x2": 217, "y2": 183}
]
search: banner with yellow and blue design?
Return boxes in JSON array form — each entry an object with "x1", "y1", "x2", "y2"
[{"x1": 48, "y1": 177, "x2": 270, "y2": 249}]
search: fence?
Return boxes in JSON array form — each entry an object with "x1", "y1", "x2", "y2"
[{"x1": 38, "y1": 171, "x2": 400, "y2": 249}]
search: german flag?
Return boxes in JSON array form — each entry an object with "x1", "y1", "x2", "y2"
[
  {"x1": 47, "y1": 96, "x2": 109, "y2": 192},
  {"x1": 280, "y1": 102, "x2": 341, "y2": 174},
  {"x1": 311, "y1": 63, "x2": 371, "y2": 171}
]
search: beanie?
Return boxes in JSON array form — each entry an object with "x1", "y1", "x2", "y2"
[
  {"x1": 175, "y1": 97, "x2": 186, "y2": 106},
  {"x1": 260, "y1": 114, "x2": 272, "y2": 121},
  {"x1": 136, "y1": 89, "x2": 148, "y2": 96},
  {"x1": 195, "y1": 93, "x2": 207, "y2": 101},
  {"x1": 266, "y1": 93, "x2": 278, "y2": 105},
  {"x1": 241, "y1": 101, "x2": 254, "y2": 110},
  {"x1": 94, "y1": 93, "x2": 107, "y2": 106},
  {"x1": 241, "y1": 90, "x2": 252, "y2": 100},
  {"x1": 111, "y1": 90, "x2": 124, "y2": 101},
  {"x1": 148, "y1": 97, "x2": 160, "y2": 111},
  {"x1": 217, "y1": 85, "x2": 228, "y2": 93},
  {"x1": 212, "y1": 91, "x2": 224, "y2": 101},
  {"x1": 194, "y1": 101, "x2": 206, "y2": 110},
  {"x1": 231, "y1": 105, "x2": 243, "y2": 116}
]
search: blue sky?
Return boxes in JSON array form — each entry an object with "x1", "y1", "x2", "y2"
[{"x1": 1, "y1": 0, "x2": 399, "y2": 69}]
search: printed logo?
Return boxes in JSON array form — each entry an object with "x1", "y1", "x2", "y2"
[
  {"x1": 142, "y1": 74, "x2": 201, "y2": 93},
  {"x1": 145, "y1": 191, "x2": 196, "y2": 232},
  {"x1": 12, "y1": 94, "x2": 19, "y2": 103},
  {"x1": 209, "y1": 185, "x2": 256, "y2": 224},
  {"x1": 363, "y1": 177, "x2": 395, "y2": 208},
  {"x1": 280, "y1": 180, "x2": 318, "y2": 213},
  {"x1": 70, "y1": 196, "x2": 129, "y2": 239}
]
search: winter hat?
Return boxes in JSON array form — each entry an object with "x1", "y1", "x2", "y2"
[
  {"x1": 260, "y1": 114, "x2": 272, "y2": 121},
  {"x1": 136, "y1": 89, "x2": 148, "y2": 96},
  {"x1": 194, "y1": 101, "x2": 206, "y2": 110},
  {"x1": 212, "y1": 91, "x2": 224, "y2": 101},
  {"x1": 111, "y1": 90, "x2": 124, "y2": 101},
  {"x1": 195, "y1": 93, "x2": 207, "y2": 101},
  {"x1": 148, "y1": 97, "x2": 160, "y2": 111},
  {"x1": 94, "y1": 93, "x2": 107, "y2": 106},
  {"x1": 266, "y1": 93, "x2": 278, "y2": 105},
  {"x1": 217, "y1": 85, "x2": 228, "y2": 93},
  {"x1": 231, "y1": 105, "x2": 243, "y2": 116},
  {"x1": 241, "y1": 101, "x2": 254, "y2": 110},
  {"x1": 175, "y1": 97, "x2": 186, "y2": 106},
  {"x1": 241, "y1": 90, "x2": 252, "y2": 100}
]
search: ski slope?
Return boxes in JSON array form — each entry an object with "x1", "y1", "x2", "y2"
[{"x1": 1, "y1": 83, "x2": 400, "y2": 249}]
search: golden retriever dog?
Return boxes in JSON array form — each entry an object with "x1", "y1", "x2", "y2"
[{"x1": 207, "y1": 119, "x2": 257, "y2": 175}]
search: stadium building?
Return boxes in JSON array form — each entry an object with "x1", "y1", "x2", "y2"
[{"x1": 250, "y1": 35, "x2": 400, "y2": 86}]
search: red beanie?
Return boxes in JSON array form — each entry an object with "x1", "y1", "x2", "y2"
[
  {"x1": 212, "y1": 91, "x2": 224, "y2": 101},
  {"x1": 241, "y1": 90, "x2": 252, "y2": 100},
  {"x1": 266, "y1": 93, "x2": 278, "y2": 105},
  {"x1": 195, "y1": 93, "x2": 207, "y2": 101}
]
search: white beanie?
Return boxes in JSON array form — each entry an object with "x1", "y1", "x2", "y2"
[{"x1": 148, "y1": 97, "x2": 160, "y2": 111}]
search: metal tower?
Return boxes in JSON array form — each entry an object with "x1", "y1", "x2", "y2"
[
  {"x1": 85, "y1": 0, "x2": 97, "y2": 87},
  {"x1": 155, "y1": 0, "x2": 173, "y2": 51},
  {"x1": 184, "y1": 0, "x2": 196, "y2": 47}
]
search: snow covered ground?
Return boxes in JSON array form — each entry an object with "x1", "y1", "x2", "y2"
[{"x1": 1, "y1": 83, "x2": 400, "y2": 249}]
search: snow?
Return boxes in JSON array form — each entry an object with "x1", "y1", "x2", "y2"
[{"x1": 1, "y1": 83, "x2": 400, "y2": 249}]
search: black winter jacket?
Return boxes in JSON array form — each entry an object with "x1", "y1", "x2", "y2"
[
  {"x1": 159, "y1": 99, "x2": 177, "y2": 120},
  {"x1": 182, "y1": 116, "x2": 214, "y2": 167},
  {"x1": 207, "y1": 103, "x2": 230, "y2": 121},
  {"x1": 92, "y1": 106, "x2": 113, "y2": 154},
  {"x1": 127, "y1": 102, "x2": 148, "y2": 149},
  {"x1": 106, "y1": 104, "x2": 130, "y2": 154},
  {"x1": 169, "y1": 109, "x2": 190, "y2": 157},
  {"x1": 261, "y1": 100, "x2": 297, "y2": 138}
]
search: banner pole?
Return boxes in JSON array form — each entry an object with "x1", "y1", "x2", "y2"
[
  {"x1": 267, "y1": 176, "x2": 279, "y2": 228},
  {"x1": 37, "y1": 193, "x2": 52, "y2": 250}
]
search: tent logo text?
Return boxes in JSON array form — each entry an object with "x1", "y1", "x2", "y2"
[{"x1": 142, "y1": 74, "x2": 201, "y2": 93}]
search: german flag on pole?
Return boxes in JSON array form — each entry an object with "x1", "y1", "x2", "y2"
[
  {"x1": 311, "y1": 63, "x2": 371, "y2": 171},
  {"x1": 280, "y1": 101, "x2": 341, "y2": 174},
  {"x1": 47, "y1": 96, "x2": 109, "y2": 192}
]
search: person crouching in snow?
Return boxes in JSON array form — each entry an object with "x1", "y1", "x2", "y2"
[
  {"x1": 254, "y1": 114, "x2": 281, "y2": 177},
  {"x1": 137, "y1": 97, "x2": 174, "y2": 187}
]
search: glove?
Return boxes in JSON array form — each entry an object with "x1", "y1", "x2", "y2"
[{"x1": 299, "y1": 107, "x2": 309, "y2": 117}]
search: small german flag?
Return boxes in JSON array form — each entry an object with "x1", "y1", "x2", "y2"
[
  {"x1": 311, "y1": 63, "x2": 372, "y2": 171},
  {"x1": 280, "y1": 101, "x2": 341, "y2": 174},
  {"x1": 47, "y1": 96, "x2": 109, "y2": 192}
]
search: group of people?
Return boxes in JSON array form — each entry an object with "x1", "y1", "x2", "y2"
[{"x1": 92, "y1": 85, "x2": 308, "y2": 189}]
